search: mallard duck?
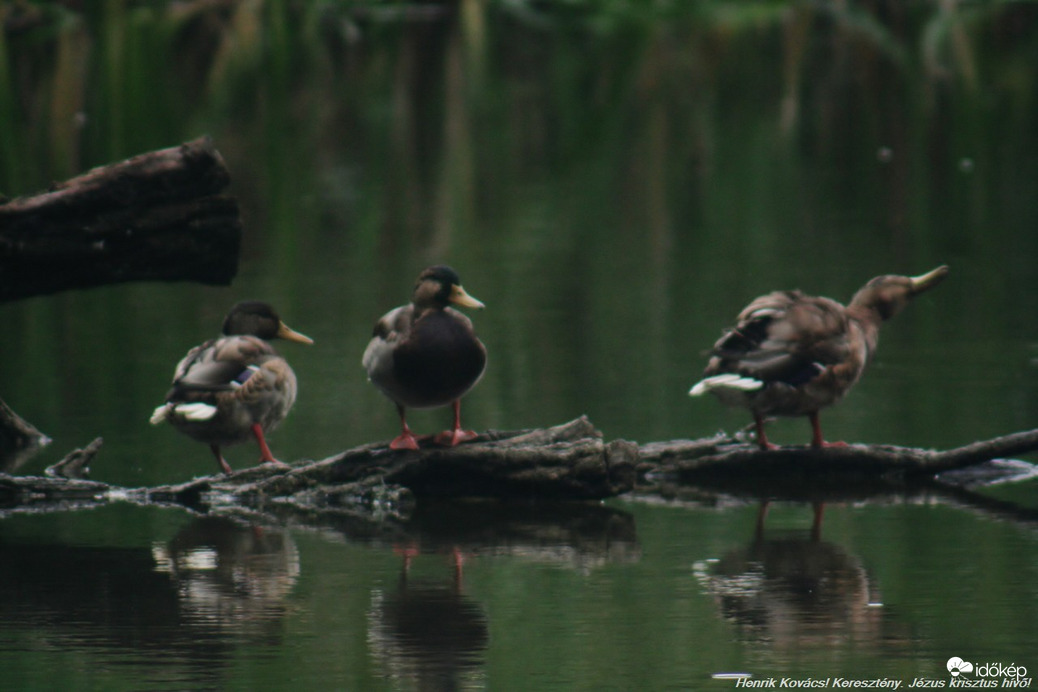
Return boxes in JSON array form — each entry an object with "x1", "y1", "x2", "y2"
[
  {"x1": 150, "y1": 301, "x2": 313, "y2": 474},
  {"x1": 690, "y1": 266, "x2": 948, "y2": 450},
  {"x1": 363, "y1": 265, "x2": 487, "y2": 450}
]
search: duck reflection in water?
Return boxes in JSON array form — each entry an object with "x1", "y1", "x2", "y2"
[
  {"x1": 368, "y1": 546, "x2": 489, "y2": 690},
  {"x1": 363, "y1": 501, "x2": 643, "y2": 687},
  {"x1": 0, "y1": 520, "x2": 299, "y2": 685},
  {"x1": 152, "y1": 517, "x2": 300, "y2": 631},
  {"x1": 694, "y1": 505, "x2": 896, "y2": 653}
]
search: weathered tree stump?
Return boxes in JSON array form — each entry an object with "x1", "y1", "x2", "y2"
[
  {"x1": 0, "y1": 397, "x2": 49, "y2": 458},
  {"x1": 0, "y1": 136, "x2": 241, "y2": 302}
]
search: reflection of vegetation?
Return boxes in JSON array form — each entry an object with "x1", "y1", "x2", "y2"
[
  {"x1": 2, "y1": 1, "x2": 1035, "y2": 192},
  {"x1": 4, "y1": 1, "x2": 1036, "y2": 298}
]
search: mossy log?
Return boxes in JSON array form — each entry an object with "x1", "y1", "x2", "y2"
[{"x1": 0, "y1": 136, "x2": 241, "y2": 302}]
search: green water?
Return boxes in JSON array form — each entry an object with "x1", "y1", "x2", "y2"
[{"x1": 1, "y1": 3, "x2": 1036, "y2": 690}]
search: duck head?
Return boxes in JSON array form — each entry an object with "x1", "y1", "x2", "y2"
[
  {"x1": 222, "y1": 301, "x2": 314, "y2": 344},
  {"x1": 412, "y1": 265, "x2": 485, "y2": 311},
  {"x1": 848, "y1": 265, "x2": 949, "y2": 322}
]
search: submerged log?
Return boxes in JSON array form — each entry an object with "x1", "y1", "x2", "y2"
[{"x1": 0, "y1": 136, "x2": 241, "y2": 302}]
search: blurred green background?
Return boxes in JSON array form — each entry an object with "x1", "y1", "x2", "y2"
[{"x1": 0, "y1": 2, "x2": 1036, "y2": 690}]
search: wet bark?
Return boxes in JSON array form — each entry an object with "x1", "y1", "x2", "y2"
[
  {"x1": 0, "y1": 136, "x2": 241, "y2": 302},
  {"x1": 637, "y1": 430, "x2": 1038, "y2": 502},
  {"x1": 639, "y1": 429, "x2": 1038, "y2": 480},
  {"x1": 2, "y1": 419, "x2": 1036, "y2": 520},
  {"x1": 156, "y1": 415, "x2": 639, "y2": 509},
  {"x1": 0, "y1": 397, "x2": 49, "y2": 455},
  {"x1": 0, "y1": 417, "x2": 639, "y2": 517}
]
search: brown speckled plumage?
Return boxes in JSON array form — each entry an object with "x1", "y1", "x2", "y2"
[
  {"x1": 690, "y1": 267, "x2": 948, "y2": 449},
  {"x1": 151, "y1": 301, "x2": 313, "y2": 474}
]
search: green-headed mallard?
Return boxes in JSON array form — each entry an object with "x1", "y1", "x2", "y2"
[
  {"x1": 363, "y1": 266, "x2": 487, "y2": 450},
  {"x1": 690, "y1": 266, "x2": 949, "y2": 450},
  {"x1": 150, "y1": 301, "x2": 313, "y2": 474}
]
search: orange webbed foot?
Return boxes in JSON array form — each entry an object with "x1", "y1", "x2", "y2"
[
  {"x1": 434, "y1": 429, "x2": 478, "y2": 447},
  {"x1": 389, "y1": 432, "x2": 422, "y2": 451}
]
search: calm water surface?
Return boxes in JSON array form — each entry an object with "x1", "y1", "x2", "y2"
[{"x1": 1, "y1": 4, "x2": 1037, "y2": 690}]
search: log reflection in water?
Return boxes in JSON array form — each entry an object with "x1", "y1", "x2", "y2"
[
  {"x1": 297, "y1": 499, "x2": 642, "y2": 574},
  {"x1": 400, "y1": 500, "x2": 642, "y2": 571}
]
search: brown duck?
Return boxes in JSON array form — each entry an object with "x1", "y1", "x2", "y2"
[
  {"x1": 363, "y1": 266, "x2": 487, "y2": 450},
  {"x1": 150, "y1": 301, "x2": 313, "y2": 474},
  {"x1": 690, "y1": 266, "x2": 948, "y2": 449}
]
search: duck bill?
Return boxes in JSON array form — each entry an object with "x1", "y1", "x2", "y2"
[
  {"x1": 449, "y1": 284, "x2": 485, "y2": 309},
  {"x1": 909, "y1": 265, "x2": 949, "y2": 294},
  {"x1": 277, "y1": 322, "x2": 315, "y2": 344}
]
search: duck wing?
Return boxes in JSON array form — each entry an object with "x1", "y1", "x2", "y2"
[
  {"x1": 371, "y1": 305, "x2": 413, "y2": 342},
  {"x1": 362, "y1": 305, "x2": 412, "y2": 374},
  {"x1": 710, "y1": 291, "x2": 851, "y2": 386},
  {"x1": 167, "y1": 336, "x2": 278, "y2": 400}
]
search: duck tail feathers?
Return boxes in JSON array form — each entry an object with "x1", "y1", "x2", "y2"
[
  {"x1": 151, "y1": 402, "x2": 219, "y2": 424},
  {"x1": 689, "y1": 373, "x2": 764, "y2": 396},
  {"x1": 149, "y1": 405, "x2": 169, "y2": 425},
  {"x1": 175, "y1": 402, "x2": 219, "y2": 421}
]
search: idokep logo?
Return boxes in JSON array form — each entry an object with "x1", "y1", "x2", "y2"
[
  {"x1": 946, "y1": 658, "x2": 974, "y2": 677},
  {"x1": 944, "y1": 657, "x2": 1031, "y2": 688}
]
